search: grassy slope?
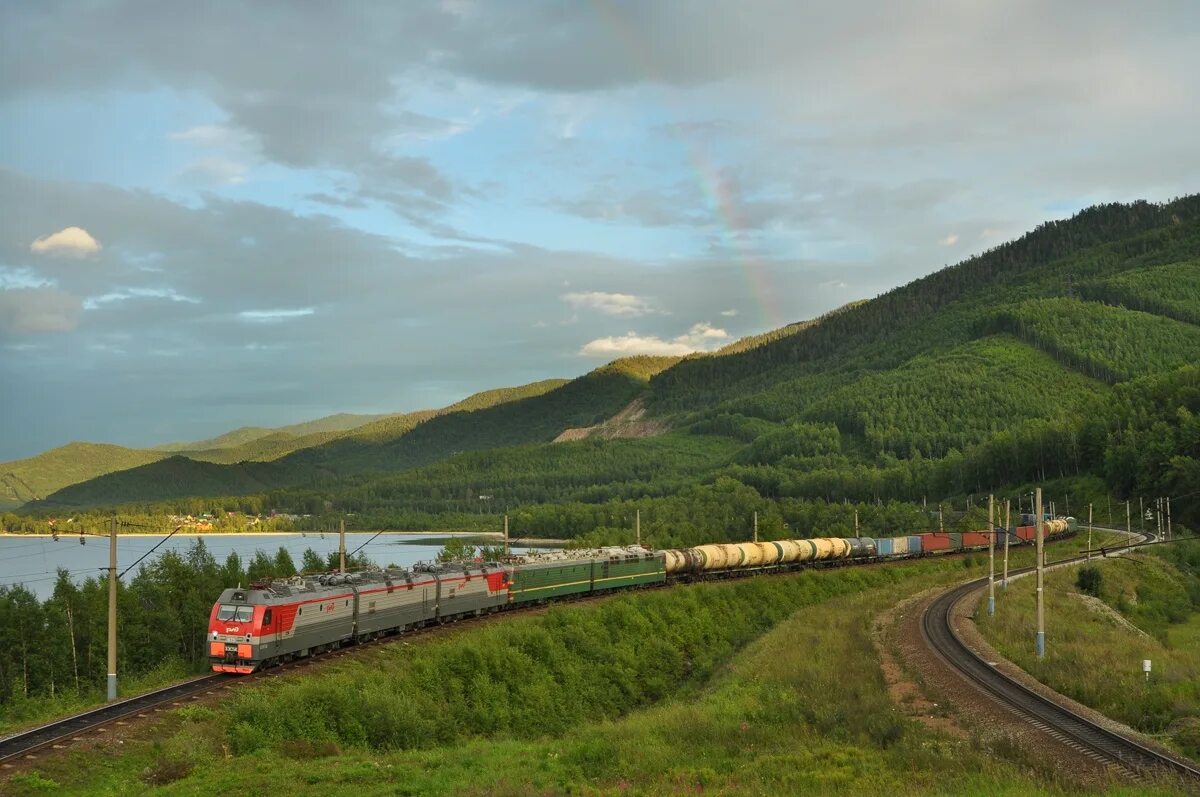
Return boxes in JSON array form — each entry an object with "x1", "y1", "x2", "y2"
[
  {"x1": 977, "y1": 550, "x2": 1200, "y2": 760},
  {"x1": 11, "y1": 552, "x2": 1175, "y2": 796}
]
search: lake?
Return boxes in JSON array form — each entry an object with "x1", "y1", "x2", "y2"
[{"x1": 0, "y1": 532, "x2": 545, "y2": 599}]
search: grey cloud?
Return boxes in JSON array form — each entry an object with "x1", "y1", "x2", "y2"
[{"x1": 0, "y1": 288, "x2": 81, "y2": 334}]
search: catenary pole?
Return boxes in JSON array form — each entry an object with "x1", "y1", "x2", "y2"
[
  {"x1": 107, "y1": 516, "x2": 118, "y2": 701},
  {"x1": 754, "y1": 511, "x2": 759, "y2": 543},
  {"x1": 1087, "y1": 504, "x2": 1093, "y2": 561},
  {"x1": 1167, "y1": 497, "x2": 1172, "y2": 540},
  {"x1": 987, "y1": 494, "x2": 995, "y2": 616},
  {"x1": 1003, "y1": 499, "x2": 1010, "y2": 590},
  {"x1": 339, "y1": 519, "x2": 346, "y2": 573},
  {"x1": 1036, "y1": 488, "x2": 1045, "y2": 659},
  {"x1": 636, "y1": 509, "x2": 641, "y2": 547}
]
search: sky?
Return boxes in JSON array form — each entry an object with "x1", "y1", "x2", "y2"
[{"x1": 1, "y1": 1, "x2": 1198, "y2": 459}]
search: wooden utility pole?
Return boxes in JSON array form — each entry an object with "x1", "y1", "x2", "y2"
[
  {"x1": 339, "y1": 519, "x2": 346, "y2": 573},
  {"x1": 107, "y1": 517, "x2": 118, "y2": 702},
  {"x1": 636, "y1": 510, "x2": 641, "y2": 547},
  {"x1": 503, "y1": 514, "x2": 509, "y2": 556},
  {"x1": 1156, "y1": 498, "x2": 1163, "y2": 541},
  {"x1": 1126, "y1": 500, "x2": 1131, "y2": 536},
  {"x1": 987, "y1": 494, "x2": 995, "y2": 616},
  {"x1": 1166, "y1": 497, "x2": 1172, "y2": 540},
  {"x1": 1139, "y1": 497, "x2": 1145, "y2": 533},
  {"x1": 1003, "y1": 499, "x2": 1010, "y2": 590},
  {"x1": 1035, "y1": 488, "x2": 1045, "y2": 659},
  {"x1": 852, "y1": 510, "x2": 857, "y2": 537},
  {"x1": 753, "y1": 511, "x2": 759, "y2": 543},
  {"x1": 939, "y1": 506, "x2": 944, "y2": 534}
]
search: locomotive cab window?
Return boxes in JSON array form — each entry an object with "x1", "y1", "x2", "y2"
[
  {"x1": 261, "y1": 609, "x2": 272, "y2": 626},
  {"x1": 217, "y1": 604, "x2": 237, "y2": 621},
  {"x1": 235, "y1": 606, "x2": 254, "y2": 622}
]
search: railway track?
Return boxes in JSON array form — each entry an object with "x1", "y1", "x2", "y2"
[
  {"x1": 0, "y1": 673, "x2": 231, "y2": 767},
  {"x1": 921, "y1": 532, "x2": 1200, "y2": 788}
]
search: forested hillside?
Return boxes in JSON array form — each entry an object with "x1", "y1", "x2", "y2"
[{"x1": 12, "y1": 196, "x2": 1200, "y2": 539}]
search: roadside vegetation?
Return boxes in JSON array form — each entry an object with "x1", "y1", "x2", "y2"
[{"x1": 976, "y1": 541, "x2": 1200, "y2": 759}]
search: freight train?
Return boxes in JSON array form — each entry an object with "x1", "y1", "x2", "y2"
[{"x1": 208, "y1": 518, "x2": 1074, "y2": 673}]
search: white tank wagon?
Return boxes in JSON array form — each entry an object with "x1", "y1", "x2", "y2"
[{"x1": 662, "y1": 536, "x2": 864, "y2": 574}]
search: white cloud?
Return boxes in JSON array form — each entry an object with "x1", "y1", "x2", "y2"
[
  {"x1": 939, "y1": 233, "x2": 960, "y2": 246},
  {"x1": 238, "y1": 307, "x2": 316, "y2": 323},
  {"x1": 0, "y1": 267, "x2": 55, "y2": 290},
  {"x1": 83, "y1": 287, "x2": 201, "y2": 310},
  {"x1": 818, "y1": 279, "x2": 848, "y2": 290},
  {"x1": 562, "y1": 291, "x2": 655, "y2": 317},
  {"x1": 30, "y1": 226, "x2": 101, "y2": 257},
  {"x1": 169, "y1": 125, "x2": 248, "y2": 148},
  {"x1": 180, "y1": 156, "x2": 249, "y2": 186},
  {"x1": 719, "y1": 308, "x2": 738, "y2": 316},
  {"x1": 581, "y1": 322, "x2": 728, "y2": 357}
]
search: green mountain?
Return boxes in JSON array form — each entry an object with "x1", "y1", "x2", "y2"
[
  {"x1": 0, "y1": 444, "x2": 165, "y2": 509},
  {"x1": 154, "y1": 412, "x2": 398, "y2": 453},
  {"x1": 17, "y1": 197, "x2": 1200, "y2": 536},
  {"x1": 1, "y1": 379, "x2": 569, "y2": 510}
]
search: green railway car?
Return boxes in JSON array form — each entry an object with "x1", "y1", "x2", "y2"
[
  {"x1": 507, "y1": 547, "x2": 665, "y2": 604},
  {"x1": 592, "y1": 548, "x2": 665, "y2": 592}
]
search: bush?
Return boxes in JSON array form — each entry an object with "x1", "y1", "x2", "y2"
[
  {"x1": 141, "y1": 756, "x2": 193, "y2": 786},
  {"x1": 1076, "y1": 565, "x2": 1103, "y2": 597}
]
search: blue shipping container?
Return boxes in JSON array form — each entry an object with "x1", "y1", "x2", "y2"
[
  {"x1": 907, "y1": 536, "x2": 923, "y2": 554},
  {"x1": 876, "y1": 538, "x2": 894, "y2": 556}
]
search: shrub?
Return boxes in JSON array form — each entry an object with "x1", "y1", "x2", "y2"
[
  {"x1": 5, "y1": 772, "x2": 60, "y2": 794},
  {"x1": 1076, "y1": 565, "x2": 1103, "y2": 597}
]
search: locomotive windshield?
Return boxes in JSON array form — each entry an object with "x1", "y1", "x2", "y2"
[{"x1": 217, "y1": 605, "x2": 254, "y2": 622}]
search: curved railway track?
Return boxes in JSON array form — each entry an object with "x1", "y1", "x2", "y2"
[{"x1": 921, "y1": 532, "x2": 1200, "y2": 787}]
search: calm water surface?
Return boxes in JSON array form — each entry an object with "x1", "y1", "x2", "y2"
[{"x1": 0, "y1": 533, "x2": 542, "y2": 599}]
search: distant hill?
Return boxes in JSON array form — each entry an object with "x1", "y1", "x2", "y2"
[
  {"x1": 4, "y1": 379, "x2": 568, "y2": 509},
  {"x1": 0, "y1": 443, "x2": 164, "y2": 509},
  {"x1": 154, "y1": 412, "x2": 397, "y2": 453}
]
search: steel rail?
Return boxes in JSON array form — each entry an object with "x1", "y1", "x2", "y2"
[
  {"x1": 921, "y1": 532, "x2": 1200, "y2": 787},
  {"x1": 0, "y1": 673, "x2": 231, "y2": 766}
]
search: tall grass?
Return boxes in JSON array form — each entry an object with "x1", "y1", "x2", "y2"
[{"x1": 223, "y1": 564, "x2": 936, "y2": 753}]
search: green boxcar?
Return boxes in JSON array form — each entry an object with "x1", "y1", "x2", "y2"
[{"x1": 949, "y1": 532, "x2": 963, "y2": 550}]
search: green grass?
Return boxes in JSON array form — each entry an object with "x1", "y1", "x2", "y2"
[
  {"x1": 7, "y1": 541, "x2": 1185, "y2": 795},
  {"x1": 976, "y1": 550, "x2": 1200, "y2": 759}
]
